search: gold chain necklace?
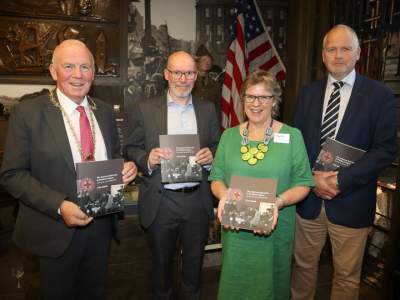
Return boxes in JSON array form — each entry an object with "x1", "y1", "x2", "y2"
[
  {"x1": 49, "y1": 89, "x2": 97, "y2": 161},
  {"x1": 240, "y1": 119, "x2": 274, "y2": 166}
]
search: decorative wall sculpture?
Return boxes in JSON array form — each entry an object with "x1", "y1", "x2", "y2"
[{"x1": 0, "y1": 0, "x2": 124, "y2": 83}]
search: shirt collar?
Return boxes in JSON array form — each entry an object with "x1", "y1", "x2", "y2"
[
  {"x1": 166, "y1": 90, "x2": 193, "y2": 108},
  {"x1": 56, "y1": 89, "x2": 89, "y2": 116},
  {"x1": 327, "y1": 69, "x2": 356, "y2": 88}
]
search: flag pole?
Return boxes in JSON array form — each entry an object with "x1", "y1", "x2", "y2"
[{"x1": 253, "y1": 0, "x2": 286, "y2": 73}]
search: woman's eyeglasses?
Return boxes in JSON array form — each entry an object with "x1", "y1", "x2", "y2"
[{"x1": 243, "y1": 94, "x2": 274, "y2": 103}]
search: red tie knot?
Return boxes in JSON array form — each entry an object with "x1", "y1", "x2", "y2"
[{"x1": 76, "y1": 106, "x2": 86, "y2": 114}]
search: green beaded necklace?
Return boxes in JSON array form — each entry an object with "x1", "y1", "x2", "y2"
[{"x1": 240, "y1": 119, "x2": 274, "y2": 166}]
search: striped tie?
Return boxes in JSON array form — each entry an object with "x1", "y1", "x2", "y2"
[{"x1": 320, "y1": 81, "x2": 344, "y2": 147}]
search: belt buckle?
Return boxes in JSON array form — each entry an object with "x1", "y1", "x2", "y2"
[{"x1": 168, "y1": 185, "x2": 199, "y2": 193}]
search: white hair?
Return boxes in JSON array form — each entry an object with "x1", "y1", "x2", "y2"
[{"x1": 322, "y1": 24, "x2": 360, "y2": 49}]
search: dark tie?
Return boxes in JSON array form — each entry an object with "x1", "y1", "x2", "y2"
[
  {"x1": 76, "y1": 106, "x2": 94, "y2": 161},
  {"x1": 320, "y1": 81, "x2": 344, "y2": 147}
]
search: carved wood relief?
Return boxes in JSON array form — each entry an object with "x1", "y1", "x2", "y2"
[{"x1": 0, "y1": 0, "x2": 125, "y2": 83}]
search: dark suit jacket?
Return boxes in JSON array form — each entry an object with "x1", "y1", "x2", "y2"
[
  {"x1": 124, "y1": 94, "x2": 220, "y2": 228},
  {"x1": 0, "y1": 91, "x2": 121, "y2": 257},
  {"x1": 294, "y1": 73, "x2": 397, "y2": 228}
]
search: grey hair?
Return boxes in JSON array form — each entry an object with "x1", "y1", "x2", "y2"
[{"x1": 322, "y1": 24, "x2": 360, "y2": 49}]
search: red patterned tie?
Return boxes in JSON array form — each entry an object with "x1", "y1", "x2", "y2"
[{"x1": 76, "y1": 106, "x2": 94, "y2": 161}]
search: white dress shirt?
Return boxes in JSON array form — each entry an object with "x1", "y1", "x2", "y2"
[{"x1": 57, "y1": 89, "x2": 108, "y2": 166}]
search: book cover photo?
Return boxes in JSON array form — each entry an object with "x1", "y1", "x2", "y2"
[
  {"x1": 159, "y1": 134, "x2": 202, "y2": 183},
  {"x1": 76, "y1": 158, "x2": 124, "y2": 217},
  {"x1": 221, "y1": 176, "x2": 277, "y2": 232},
  {"x1": 314, "y1": 138, "x2": 366, "y2": 171}
]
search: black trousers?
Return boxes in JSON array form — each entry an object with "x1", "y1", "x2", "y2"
[
  {"x1": 147, "y1": 189, "x2": 209, "y2": 300},
  {"x1": 38, "y1": 217, "x2": 112, "y2": 300}
]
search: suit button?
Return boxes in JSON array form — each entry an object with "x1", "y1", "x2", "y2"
[{"x1": 158, "y1": 189, "x2": 162, "y2": 194}]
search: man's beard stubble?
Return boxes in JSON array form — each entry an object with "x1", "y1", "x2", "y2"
[{"x1": 169, "y1": 83, "x2": 193, "y2": 99}]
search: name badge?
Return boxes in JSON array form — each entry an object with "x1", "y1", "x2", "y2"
[{"x1": 274, "y1": 133, "x2": 290, "y2": 144}]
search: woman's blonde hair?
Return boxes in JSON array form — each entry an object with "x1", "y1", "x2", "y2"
[{"x1": 240, "y1": 69, "x2": 282, "y2": 117}]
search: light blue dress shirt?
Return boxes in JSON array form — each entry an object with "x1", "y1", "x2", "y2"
[{"x1": 164, "y1": 92, "x2": 200, "y2": 190}]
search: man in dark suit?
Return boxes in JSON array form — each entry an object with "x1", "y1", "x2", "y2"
[
  {"x1": 291, "y1": 25, "x2": 397, "y2": 300},
  {"x1": 0, "y1": 39, "x2": 137, "y2": 299},
  {"x1": 124, "y1": 51, "x2": 220, "y2": 299}
]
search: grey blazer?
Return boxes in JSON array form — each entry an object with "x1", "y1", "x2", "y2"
[
  {"x1": 0, "y1": 91, "x2": 121, "y2": 257},
  {"x1": 124, "y1": 94, "x2": 220, "y2": 228}
]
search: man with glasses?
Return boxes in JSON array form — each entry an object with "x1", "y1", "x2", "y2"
[
  {"x1": 124, "y1": 51, "x2": 220, "y2": 299},
  {"x1": 291, "y1": 25, "x2": 397, "y2": 299}
]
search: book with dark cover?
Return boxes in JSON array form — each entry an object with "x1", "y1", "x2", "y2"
[
  {"x1": 159, "y1": 134, "x2": 202, "y2": 183},
  {"x1": 313, "y1": 138, "x2": 366, "y2": 171},
  {"x1": 221, "y1": 176, "x2": 277, "y2": 232},
  {"x1": 76, "y1": 158, "x2": 124, "y2": 217}
]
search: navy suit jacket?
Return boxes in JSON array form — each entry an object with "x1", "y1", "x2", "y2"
[{"x1": 294, "y1": 73, "x2": 397, "y2": 228}]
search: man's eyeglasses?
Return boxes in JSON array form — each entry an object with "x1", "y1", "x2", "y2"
[
  {"x1": 243, "y1": 94, "x2": 274, "y2": 103},
  {"x1": 166, "y1": 68, "x2": 197, "y2": 80}
]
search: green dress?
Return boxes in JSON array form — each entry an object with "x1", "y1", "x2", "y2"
[{"x1": 209, "y1": 124, "x2": 314, "y2": 300}]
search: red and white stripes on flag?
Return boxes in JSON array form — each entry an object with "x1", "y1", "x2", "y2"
[{"x1": 221, "y1": 0, "x2": 286, "y2": 129}]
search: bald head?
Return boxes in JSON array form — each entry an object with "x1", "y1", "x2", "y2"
[
  {"x1": 52, "y1": 39, "x2": 95, "y2": 67},
  {"x1": 166, "y1": 51, "x2": 197, "y2": 70}
]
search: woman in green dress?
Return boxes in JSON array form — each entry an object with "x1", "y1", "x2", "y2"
[{"x1": 209, "y1": 70, "x2": 314, "y2": 300}]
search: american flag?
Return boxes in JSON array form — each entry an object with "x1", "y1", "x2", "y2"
[{"x1": 221, "y1": 0, "x2": 286, "y2": 129}]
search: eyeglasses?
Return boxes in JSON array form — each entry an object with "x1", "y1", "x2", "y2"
[
  {"x1": 243, "y1": 94, "x2": 274, "y2": 103},
  {"x1": 166, "y1": 68, "x2": 197, "y2": 80}
]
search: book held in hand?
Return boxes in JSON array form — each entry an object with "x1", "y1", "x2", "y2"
[
  {"x1": 221, "y1": 176, "x2": 277, "y2": 232},
  {"x1": 76, "y1": 158, "x2": 124, "y2": 217},
  {"x1": 159, "y1": 134, "x2": 202, "y2": 183},
  {"x1": 313, "y1": 138, "x2": 366, "y2": 171}
]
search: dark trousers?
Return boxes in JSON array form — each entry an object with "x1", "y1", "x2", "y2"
[
  {"x1": 38, "y1": 217, "x2": 112, "y2": 300},
  {"x1": 147, "y1": 189, "x2": 209, "y2": 300}
]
